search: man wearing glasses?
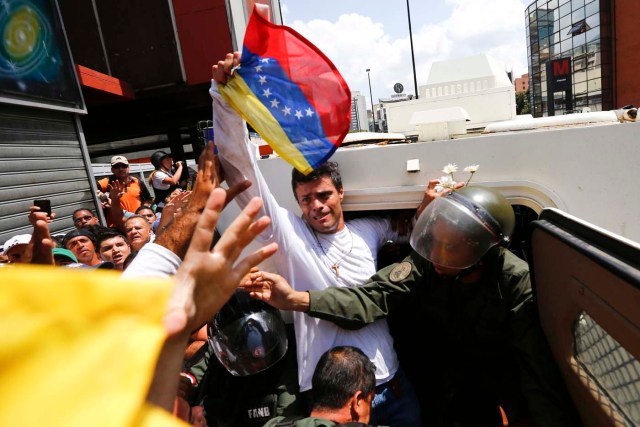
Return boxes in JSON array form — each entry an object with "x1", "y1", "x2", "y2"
[
  {"x1": 72, "y1": 209, "x2": 99, "y2": 229},
  {"x1": 96, "y1": 155, "x2": 153, "y2": 228}
]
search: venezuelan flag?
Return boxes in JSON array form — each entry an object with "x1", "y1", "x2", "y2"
[{"x1": 218, "y1": 7, "x2": 351, "y2": 175}]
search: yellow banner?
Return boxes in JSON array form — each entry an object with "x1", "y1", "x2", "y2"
[{"x1": 0, "y1": 265, "x2": 184, "y2": 426}]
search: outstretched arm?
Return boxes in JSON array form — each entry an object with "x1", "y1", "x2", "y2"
[
  {"x1": 307, "y1": 251, "x2": 426, "y2": 330},
  {"x1": 245, "y1": 254, "x2": 426, "y2": 331},
  {"x1": 155, "y1": 141, "x2": 250, "y2": 259},
  {"x1": 210, "y1": 52, "x2": 286, "y2": 239},
  {"x1": 241, "y1": 270, "x2": 311, "y2": 312},
  {"x1": 146, "y1": 189, "x2": 278, "y2": 411}
]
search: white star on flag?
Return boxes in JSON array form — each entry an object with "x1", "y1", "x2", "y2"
[
  {"x1": 282, "y1": 106, "x2": 291, "y2": 116},
  {"x1": 305, "y1": 108, "x2": 314, "y2": 117},
  {"x1": 270, "y1": 99, "x2": 280, "y2": 108},
  {"x1": 258, "y1": 75, "x2": 267, "y2": 85},
  {"x1": 262, "y1": 88, "x2": 271, "y2": 97},
  {"x1": 295, "y1": 110, "x2": 303, "y2": 119},
  {"x1": 255, "y1": 65, "x2": 263, "y2": 72},
  {"x1": 261, "y1": 58, "x2": 270, "y2": 63}
]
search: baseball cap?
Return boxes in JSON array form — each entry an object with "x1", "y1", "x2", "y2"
[
  {"x1": 1, "y1": 234, "x2": 31, "y2": 256},
  {"x1": 110, "y1": 155, "x2": 129, "y2": 166},
  {"x1": 52, "y1": 248, "x2": 78, "y2": 263},
  {"x1": 62, "y1": 228, "x2": 97, "y2": 248}
]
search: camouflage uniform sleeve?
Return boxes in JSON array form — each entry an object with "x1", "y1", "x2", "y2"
[
  {"x1": 503, "y1": 251, "x2": 581, "y2": 426},
  {"x1": 307, "y1": 251, "x2": 426, "y2": 330},
  {"x1": 186, "y1": 343, "x2": 211, "y2": 386}
]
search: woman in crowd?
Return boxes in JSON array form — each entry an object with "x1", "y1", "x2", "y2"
[{"x1": 149, "y1": 151, "x2": 183, "y2": 212}]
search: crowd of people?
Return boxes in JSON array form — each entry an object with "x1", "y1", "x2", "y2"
[
  {"x1": 0, "y1": 151, "x2": 193, "y2": 271},
  {"x1": 0, "y1": 50, "x2": 583, "y2": 427}
]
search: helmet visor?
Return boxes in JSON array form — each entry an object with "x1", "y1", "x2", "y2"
[
  {"x1": 209, "y1": 311, "x2": 288, "y2": 376},
  {"x1": 410, "y1": 195, "x2": 502, "y2": 269}
]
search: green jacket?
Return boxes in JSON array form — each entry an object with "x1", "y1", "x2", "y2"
[
  {"x1": 307, "y1": 248, "x2": 580, "y2": 426},
  {"x1": 263, "y1": 417, "x2": 378, "y2": 427},
  {"x1": 186, "y1": 324, "x2": 305, "y2": 427},
  {"x1": 262, "y1": 416, "x2": 338, "y2": 427}
]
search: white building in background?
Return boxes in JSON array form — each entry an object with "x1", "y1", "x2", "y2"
[
  {"x1": 350, "y1": 91, "x2": 368, "y2": 132},
  {"x1": 385, "y1": 54, "x2": 517, "y2": 139}
]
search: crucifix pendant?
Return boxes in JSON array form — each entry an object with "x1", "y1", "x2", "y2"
[{"x1": 331, "y1": 263, "x2": 340, "y2": 277}]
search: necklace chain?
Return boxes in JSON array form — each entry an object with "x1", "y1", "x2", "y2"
[{"x1": 311, "y1": 225, "x2": 354, "y2": 277}]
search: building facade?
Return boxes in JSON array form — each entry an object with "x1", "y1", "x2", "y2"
[
  {"x1": 350, "y1": 91, "x2": 368, "y2": 132},
  {"x1": 526, "y1": 0, "x2": 640, "y2": 117},
  {"x1": 514, "y1": 73, "x2": 529, "y2": 93}
]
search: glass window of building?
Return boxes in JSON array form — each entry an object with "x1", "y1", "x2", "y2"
[{"x1": 526, "y1": 0, "x2": 610, "y2": 116}]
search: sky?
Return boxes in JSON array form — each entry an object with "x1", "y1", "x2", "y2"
[{"x1": 278, "y1": 0, "x2": 530, "y2": 107}]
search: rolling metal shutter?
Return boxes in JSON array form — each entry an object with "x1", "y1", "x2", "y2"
[{"x1": 0, "y1": 104, "x2": 101, "y2": 244}]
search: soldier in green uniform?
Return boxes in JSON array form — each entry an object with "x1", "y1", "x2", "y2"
[
  {"x1": 180, "y1": 290, "x2": 306, "y2": 427},
  {"x1": 243, "y1": 186, "x2": 581, "y2": 427}
]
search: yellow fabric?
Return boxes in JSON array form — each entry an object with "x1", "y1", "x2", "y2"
[
  {"x1": 218, "y1": 77, "x2": 313, "y2": 175},
  {"x1": 0, "y1": 265, "x2": 184, "y2": 427}
]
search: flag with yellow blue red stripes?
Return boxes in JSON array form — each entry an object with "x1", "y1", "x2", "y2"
[{"x1": 218, "y1": 6, "x2": 351, "y2": 175}]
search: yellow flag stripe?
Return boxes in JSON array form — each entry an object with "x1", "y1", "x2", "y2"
[{"x1": 219, "y1": 76, "x2": 313, "y2": 175}]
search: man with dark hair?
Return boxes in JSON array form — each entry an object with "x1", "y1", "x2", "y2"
[
  {"x1": 264, "y1": 346, "x2": 376, "y2": 427},
  {"x1": 211, "y1": 52, "x2": 423, "y2": 425},
  {"x1": 135, "y1": 206, "x2": 157, "y2": 225},
  {"x1": 63, "y1": 228, "x2": 102, "y2": 267},
  {"x1": 97, "y1": 231, "x2": 131, "y2": 271},
  {"x1": 72, "y1": 209, "x2": 99, "y2": 229}
]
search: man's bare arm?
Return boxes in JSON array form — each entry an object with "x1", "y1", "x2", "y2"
[{"x1": 154, "y1": 141, "x2": 250, "y2": 259}]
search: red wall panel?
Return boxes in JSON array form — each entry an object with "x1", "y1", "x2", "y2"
[
  {"x1": 173, "y1": 0, "x2": 234, "y2": 85},
  {"x1": 614, "y1": 0, "x2": 640, "y2": 107}
]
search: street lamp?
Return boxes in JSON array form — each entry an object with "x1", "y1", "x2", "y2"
[
  {"x1": 406, "y1": 0, "x2": 418, "y2": 99},
  {"x1": 366, "y1": 68, "x2": 377, "y2": 132}
]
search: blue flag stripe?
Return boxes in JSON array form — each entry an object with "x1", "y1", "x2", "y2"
[{"x1": 238, "y1": 47, "x2": 336, "y2": 168}]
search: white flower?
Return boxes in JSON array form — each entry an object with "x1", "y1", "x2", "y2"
[
  {"x1": 464, "y1": 164, "x2": 479, "y2": 173},
  {"x1": 442, "y1": 163, "x2": 458, "y2": 175},
  {"x1": 439, "y1": 175, "x2": 456, "y2": 188}
]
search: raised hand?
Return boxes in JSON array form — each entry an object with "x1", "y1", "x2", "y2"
[
  {"x1": 188, "y1": 141, "x2": 250, "y2": 213},
  {"x1": 211, "y1": 52, "x2": 241, "y2": 85},
  {"x1": 415, "y1": 178, "x2": 464, "y2": 219},
  {"x1": 163, "y1": 190, "x2": 278, "y2": 337},
  {"x1": 28, "y1": 206, "x2": 54, "y2": 265}
]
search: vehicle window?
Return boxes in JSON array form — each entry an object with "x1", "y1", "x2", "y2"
[{"x1": 574, "y1": 312, "x2": 640, "y2": 424}]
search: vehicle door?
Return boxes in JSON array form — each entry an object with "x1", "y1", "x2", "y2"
[{"x1": 528, "y1": 208, "x2": 640, "y2": 426}]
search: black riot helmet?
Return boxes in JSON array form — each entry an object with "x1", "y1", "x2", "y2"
[
  {"x1": 208, "y1": 290, "x2": 288, "y2": 376},
  {"x1": 410, "y1": 186, "x2": 515, "y2": 269},
  {"x1": 151, "y1": 151, "x2": 171, "y2": 169}
]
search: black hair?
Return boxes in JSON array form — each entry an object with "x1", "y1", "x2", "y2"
[
  {"x1": 51, "y1": 234, "x2": 66, "y2": 248},
  {"x1": 290, "y1": 161, "x2": 342, "y2": 201},
  {"x1": 72, "y1": 208, "x2": 95, "y2": 217},
  {"x1": 85, "y1": 224, "x2": 115, "y2": 242},
  {"x1": 96, "y1": 230, "x2": 129, "y2": 251},
  {"x1": 311, "y1": 346, "x2": 376, "y2": 411},
  {"x1": 135, "y1": 206, "x2": 155, "y2": 214}
]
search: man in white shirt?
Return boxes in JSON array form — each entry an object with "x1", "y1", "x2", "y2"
[{"x1": 211, "y1": 52, "x2": 425, "y2": 426}]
